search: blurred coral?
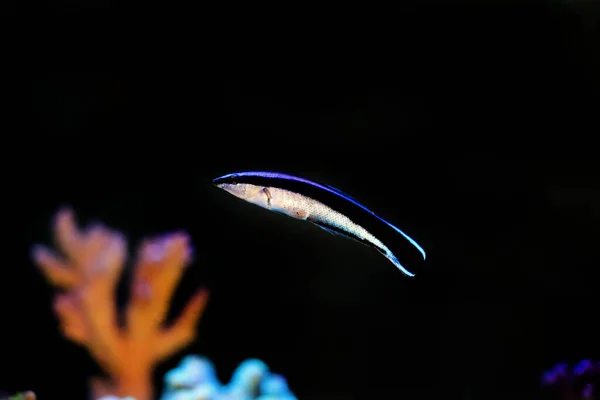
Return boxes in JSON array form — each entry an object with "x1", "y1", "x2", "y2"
[
  {"x1": 97, "y1": 397, "x2": 136, "y2": 400},
  {"x1": 541, "y1": 359, "x2": 599, "y2": 400},
  {"x1": 6, "y1": 391, "x2": 36, "y2": 400},
  {"x1": 160, "y1": 355, "x2": 297, "y2": 400},
  {"x1": 31, "y1": 209, "x2": 209, "y2": 400}
]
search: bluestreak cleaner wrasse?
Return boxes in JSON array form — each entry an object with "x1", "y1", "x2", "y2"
[{"x1": 213, "y1": 171, "x2": 426, "y2": 277}]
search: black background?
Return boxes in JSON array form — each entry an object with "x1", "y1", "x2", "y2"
[{"x1": 3, "y1": 1, "x2": 600, "y2": 399}]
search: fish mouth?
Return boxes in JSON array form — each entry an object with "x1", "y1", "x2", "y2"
[
  {"x1": 213, "y1": 176, "x2": 226, "y2": 187},
  {"x1": 212, "y1": 175, "x2": 231, "y2": 191},
  {"x1": 213, "y1": 173, "x2": 241, "y2": 189},
  {"x1": 213, "y1": 180, "x2": 226, "y2": 190},
  {"x1": 213, "y1": 174, "x2": 234, "y2": 187}
]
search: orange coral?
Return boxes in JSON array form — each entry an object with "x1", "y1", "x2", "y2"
[
  {"x1": 31, "y1": 209, "x2": 209, "y2": 400},
  {"x1": 23, "y1": 392, "x2": 36, "y2": 400}
]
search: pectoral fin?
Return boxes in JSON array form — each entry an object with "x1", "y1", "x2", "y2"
[{"x1": 263, "y1": 187, "x2": 272, "y2": 206}]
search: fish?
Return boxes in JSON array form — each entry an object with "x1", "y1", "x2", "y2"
[{"x1": 213, "y1": 171, "x2": 426, "y2": 277}]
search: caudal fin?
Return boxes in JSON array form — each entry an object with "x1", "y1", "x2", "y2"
[{"x1": 377, "y1": 248, "x2": 416, "y2": 277}]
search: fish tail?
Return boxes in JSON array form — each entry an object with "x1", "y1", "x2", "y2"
[
  {"x1": 383, "y1": 220, "x2": 426, "y2": 261},
  {"x1": 383, "y1": 250, "x2": 416, "y2": 277}
]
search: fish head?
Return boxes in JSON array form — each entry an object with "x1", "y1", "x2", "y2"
[{"x1": 214, "y1": 179, "x2": 263, "y2": 201}]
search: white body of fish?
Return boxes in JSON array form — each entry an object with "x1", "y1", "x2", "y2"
[
  {"x1": 216, "y1": 175, "x2": 422, "y2": 276},
  {"x1": 243, "y1": 185, "x2": 390, "y2": 254}
]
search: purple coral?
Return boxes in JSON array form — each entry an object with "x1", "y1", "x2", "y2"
[{"x1": 541, "y1": 360, "x2": 599, "y2": 400}]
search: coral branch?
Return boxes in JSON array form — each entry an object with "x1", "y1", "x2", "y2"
[
  {"x1": 31, "y1": 208, "x2": 209, "y2": 400},
  {"x1": 53, "y1": 293, "x2": 89, "y2": 345},
  {"x1": 32, "y1": 246, "x2": 78, "y2": 288},
  {"x1": 154, "y1": 289, "x2": 210, "y2": 362},
  {"x1": 126, "y1": 233, "x2": 192, "y2": 344}
]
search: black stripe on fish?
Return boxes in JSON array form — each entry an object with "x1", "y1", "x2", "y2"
[{"x1": 309, "y1": 219, "x2": 379, "y2": 249}]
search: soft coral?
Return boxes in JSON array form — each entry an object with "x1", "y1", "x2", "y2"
[{"x1": 31, "y1": 208, "x2": 209, "y2": 400}]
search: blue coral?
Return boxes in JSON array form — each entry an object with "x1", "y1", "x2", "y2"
[{"x1": 160, "y1": 356, "x2": 297, "y2": 400}]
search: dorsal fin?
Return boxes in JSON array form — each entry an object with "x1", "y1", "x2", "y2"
[{"x1": 325, "y1": 184, "x2": 360, "y2": 203}]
